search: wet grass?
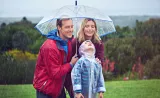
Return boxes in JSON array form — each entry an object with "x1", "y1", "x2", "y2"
[
  {"x1": 0, "y1": 84, "x2": 35, "y2": 98},
  {"x1": 104, "y1": 79, "x2": 160, "y2": 98},
  {"x1": 0, "y1": 79, "x2": 160, "y2": 98}
]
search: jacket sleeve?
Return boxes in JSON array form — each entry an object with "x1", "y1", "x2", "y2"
[
  {"x1": 71, "y1": 59, "x2": 83, "y2": 93},
  {"x1": 95, "y1": 42, "x2": 104, "y2": 66},
  {"x1": 41, "y1": 47, "x2": 72, "y2": 80},
  {"x1": 96, "y1": 64, "x2": 106, "y2": 92}
]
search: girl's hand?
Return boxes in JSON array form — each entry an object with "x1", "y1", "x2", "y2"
[
  {"x1": 99, "y1": 92, "x2": 104, "y2": 98},
  {"x1": 75, "y1": 93, "x2": 84, "y2": 98}
]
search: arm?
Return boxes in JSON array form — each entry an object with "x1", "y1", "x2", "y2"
[
  {"x1": 95, "y1": 42, "x2": 104, "y2": 65},
  {"x1": 97, "y1": 64, "x2": 106, "y2": 93},
  {"x1": 42, "y1": 47, "x2": 72, "y2": 80},
  {"x1": 71, "y1": 59, "x2": 83, "y2": 93}
]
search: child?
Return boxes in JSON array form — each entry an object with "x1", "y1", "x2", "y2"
[{"x1": 71, "y1": 40, "x2": 106, "y2": 98}]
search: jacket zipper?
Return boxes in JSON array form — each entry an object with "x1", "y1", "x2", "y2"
[{"x1": 40, "y1": 80, "x2": 47, "y2": 91}]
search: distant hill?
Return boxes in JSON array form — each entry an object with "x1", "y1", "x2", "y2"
[
  {"x1": 0, "y1": 15, "x2": 160, "y2": 28},
  {"x1": 0, "y1": 17, "x2": 42, "y2": 25},
  {"x1": 110, "y1": 15, "x2": 160, "y2": 28}
]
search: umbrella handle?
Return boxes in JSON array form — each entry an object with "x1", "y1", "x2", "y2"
[
  {"x1": 75, "y1": 0, "x2": 77, "y2": 6},
  {"x1": 75, "y1": 38, "x2": 78, "y2": 56}
]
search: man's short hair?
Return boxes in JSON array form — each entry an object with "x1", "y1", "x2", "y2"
[{"x1": 56, "y1": 18, "x2": 71, "y2": 27}]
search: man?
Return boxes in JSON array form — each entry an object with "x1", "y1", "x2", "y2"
[{"x1": 33, "y1": 18, "x2": 78, "y2": 98}]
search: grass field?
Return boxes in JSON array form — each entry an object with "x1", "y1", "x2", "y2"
[{"x1": 0, "y1": 79, "x2": 160, "y2": 98}]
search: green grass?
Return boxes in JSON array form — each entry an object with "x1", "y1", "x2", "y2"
[
  {"x1": 0, "y1": 79, "x2": 160, "y2": 98},
  {"x1": 104, "y1": 79, "x2": 160, "y2": 98},
  {"x1": 0, "y1": 84, "x2": 35, "y2": 98}
]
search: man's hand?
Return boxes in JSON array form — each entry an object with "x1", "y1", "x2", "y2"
[
  {"x1": 75, "y1": 93, "x2": 84, "y2": 98},
  {"x1": 70, "y1": 55, "x2": 79, "y2": 66},
  {"x1": 99, "y1": 92, "x2": 104, "y2": 98}
]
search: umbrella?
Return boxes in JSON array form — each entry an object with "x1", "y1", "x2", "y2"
[{"x1": 35, "y1": 1, "x2": 116, "y2": 37}]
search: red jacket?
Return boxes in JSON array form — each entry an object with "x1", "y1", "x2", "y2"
[{"x1": 33, "y1": 39, "x2": 72, "y2": 97}]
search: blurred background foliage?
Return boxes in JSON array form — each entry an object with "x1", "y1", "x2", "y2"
[{"x1": 0, "y1": 17, "x2": 160, "y2": 84}]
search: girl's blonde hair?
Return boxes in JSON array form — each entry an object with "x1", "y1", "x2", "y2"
[{"x1": 77, "y1": 18, "x2": 101, "y2": 43}]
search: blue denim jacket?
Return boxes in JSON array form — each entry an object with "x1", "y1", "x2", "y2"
[{"x1": 71, "y1": 56, "x2": 106, "y2": 98}]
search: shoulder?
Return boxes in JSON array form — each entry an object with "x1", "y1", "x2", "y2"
[
  {"x1": 94, "y1": 41, "x2": 104, "y2": 48},
  {"x1": 98, "y1": 40, "x2": 104, "y2": 45},
  {"x1": 40, "y1": 39, "x2": 57, "y2": 50},
  {"x1": 76, "y1": 56, "x2": 87, "y2": 63},
  {"x1": 78, "y1": 56, "x2": 85, "y2": 61}
]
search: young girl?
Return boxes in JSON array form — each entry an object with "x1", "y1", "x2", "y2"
[{"x1": 71, "y1": 40, "x2": 106, "y2": 98}]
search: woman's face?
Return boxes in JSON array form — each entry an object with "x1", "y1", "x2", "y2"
[{"x1": 84, "y1": 20, "x2": 96, "y2": 38}]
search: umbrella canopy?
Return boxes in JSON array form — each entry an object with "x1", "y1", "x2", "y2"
[{"x1": 35, "y1": 5, "x2": 116, "y2": 37}]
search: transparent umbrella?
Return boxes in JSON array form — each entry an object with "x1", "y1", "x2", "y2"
[{"x1": 35, "y1": 1, "x2": 116, "y2": 37}]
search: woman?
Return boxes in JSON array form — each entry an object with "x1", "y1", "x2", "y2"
[{"x1": 72, "y1": 18, "x2": 104, "y2": 65}]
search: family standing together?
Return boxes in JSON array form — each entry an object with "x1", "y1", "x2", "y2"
[{"x1": 33, "y1": 18, "x2": 106, "y2": 98}]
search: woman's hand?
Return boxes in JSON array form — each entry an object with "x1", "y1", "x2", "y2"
[{"x1": 96, "y1": 58, "x2": 101, "y2": 64}]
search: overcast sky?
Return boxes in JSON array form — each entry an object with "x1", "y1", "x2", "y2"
[{"x1": 0, "y1": 0, "x2": 160, "y2": 17}]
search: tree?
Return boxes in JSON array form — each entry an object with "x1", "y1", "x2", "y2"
[
  {"x1": 0, "y1": 22, "x2": 6, "y2": 28},
  {"x1": 144, "y1": 55, "x2": 160, "y2": 79},
  {"x1": 104, "y1": 37, "x2": 136, "y2": 74},
  {"x1": 135, "y1": 18, "x2": 160, "y2": 44},
  {"x1": 12, "y1": 31, "x2": 30, "y2": 53}
]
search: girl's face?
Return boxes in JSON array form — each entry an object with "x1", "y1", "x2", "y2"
[
  {"x1": 79, "y1": 40, "x2": 95, "y2": 56},
  {"x1": 84, "y1": 20, "x2": 96, "y2": 38},
  {"x1": 83, "y1": 40, "x2": 94, "y2": 50}
]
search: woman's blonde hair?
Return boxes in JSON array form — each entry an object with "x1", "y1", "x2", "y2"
[{"x1": 77, "y1": 18, "x2": 101, "y2": 43}]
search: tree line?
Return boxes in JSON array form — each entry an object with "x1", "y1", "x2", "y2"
[{"x1": 0, "y1": 17, "x2": 160, "y2": 84}]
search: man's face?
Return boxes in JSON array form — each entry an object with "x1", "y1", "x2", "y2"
[{"x1": 58, "y1": 19, "x2": 74, "y2": 40}]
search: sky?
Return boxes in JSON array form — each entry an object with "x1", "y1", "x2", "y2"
[{"x1": 0, "y1": 0, "x2": 160, "y2": 17}]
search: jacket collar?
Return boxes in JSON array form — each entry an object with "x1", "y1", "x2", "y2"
[{"x1": 47, "y1": 29, "x2": 68, "y2": 53}]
